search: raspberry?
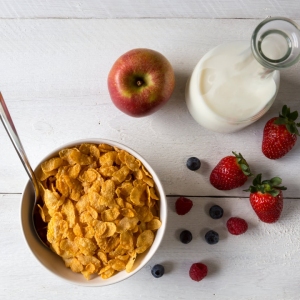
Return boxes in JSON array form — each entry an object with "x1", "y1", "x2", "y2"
[
  {"x1": 175, "y1": 197, "x2": 193, "y2": 215},
  {"x1": 189, "y1": 263, "x2": 208, "y2": 282},
  {"x1": 226, "y1": 217, "x2": 248, "y2": 235}
]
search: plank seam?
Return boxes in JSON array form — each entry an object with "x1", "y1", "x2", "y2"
[
  {"x1": 1, "y1": 193, "x2": 299, "y2": 199},
  {"x1": 0, "y1": 17, "x2": 261, "y2": 20}
]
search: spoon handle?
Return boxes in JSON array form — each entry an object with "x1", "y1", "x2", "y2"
[{"x1": 0, "y1": 92, "x2": 39, "y2": 193}]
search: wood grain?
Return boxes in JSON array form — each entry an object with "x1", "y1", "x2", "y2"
[{"x1": 0, "y1": 0, "x2": 299, "y2": 19}]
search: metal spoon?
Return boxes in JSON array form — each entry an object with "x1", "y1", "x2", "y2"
[{"x1": 0, "y1": 92, "x2": 49, "y2": 248}]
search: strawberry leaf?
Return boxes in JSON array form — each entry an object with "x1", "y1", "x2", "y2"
[
  {"x1": 244, "y1": 174, "x2": 287, "y2": 195},
  {"x1": 278, "y1": 186, "x2": 287, "y2": 191},
  {"x1": 253, "y1": 173, "x2": 261, "y2": 186},
  {"x1": 232, "y1": 151, "x2": 252, "y2": 177},
  {"x1": 269, "y1": 190, "x2": 280, "y2": 197},
  {"x1": 269, "y1": 176, "x2": 282, "y2": 186},
  {"x1": 285, "y1": 124, "x2": 295, "y2": 133},
  {"x1": 241, "y1": 164, "x2": 248, "y2": 171},
  {"x1": 282, "y1": 105, "x2": 288, "y2": 116},
  {"x1": 289, "y1": 111, "x2": 298, "y2": 121},
  {"x1": 274, "y1": 118, "x2": 286, "y2": 125},
  {"x1": 274, "y1": 105, "x2": 300, "y2": 136}
]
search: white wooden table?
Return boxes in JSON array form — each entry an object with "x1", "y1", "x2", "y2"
[{"x1": 1, "y1": 1, "x2": 300, "y2": 299}]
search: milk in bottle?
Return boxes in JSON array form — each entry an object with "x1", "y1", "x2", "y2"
[{"x1": 185, "y1": 17, "x2": 300, "y2": 133}]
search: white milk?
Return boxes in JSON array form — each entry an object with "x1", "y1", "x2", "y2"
[
  {"x1": 185, "y1": 41, "x2": 281, "y2": 133},
  {"x1": 260, "y1": 33, "x2": 289, "y2": 60}
]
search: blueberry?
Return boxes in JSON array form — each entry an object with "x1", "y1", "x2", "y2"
[
  {"x1": 205, "y1": 230, "x2": 219, "y2": 245},
  {"x1": 180, "y1": 230, "x2": 193, "y2": 244},
  {"x1": 209, "y1": 205, "x2": 224, "y2": 219},
  {"x1": 151, "y1": 264, "x2": 165, "y2": 278},
  {"x1": 186, "y1": 157, "x2": 201, "y2": 171}
]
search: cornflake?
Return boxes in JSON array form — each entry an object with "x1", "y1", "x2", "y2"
[{"x1": 38, "y1": 143, "x2": 161, "y2": 280}]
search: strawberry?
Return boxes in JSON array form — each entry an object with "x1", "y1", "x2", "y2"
[
  {"x1": 210, "y1": 152, "x2": 251, "y2": 190},
  {"x1": 245, "y1": 174, "x2": 287, "y2": 223},
  {"x1": 262, "y1": 105, "x2": 300, "y2": 159}
]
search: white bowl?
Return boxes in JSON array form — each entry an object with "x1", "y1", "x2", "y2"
[{"x1": 20, "y1": 139, "x2": 167, "y2": 286}]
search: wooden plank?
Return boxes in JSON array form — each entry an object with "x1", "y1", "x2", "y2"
[
  {"x1": 0, "y1": 0, "x2": 299, "y2": 19},
  {"x1": 1, "y1": 194, "x2": 300, "y2": 299},
  {"x1": 0, "y1": 19, "x2": 300, "y2": 198}
]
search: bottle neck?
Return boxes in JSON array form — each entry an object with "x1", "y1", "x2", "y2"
[{"x1": 251, "y1": 17, "x2": 300, "y2": 70}]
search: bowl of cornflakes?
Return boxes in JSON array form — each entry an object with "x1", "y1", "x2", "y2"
[{"x1": 20, "y1": 139, "x2": 167, "y2": 286}]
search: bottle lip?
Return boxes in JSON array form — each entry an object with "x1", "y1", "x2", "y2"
[{"x1": 251, "y1": 16, "x2": 300, "y2": 70}]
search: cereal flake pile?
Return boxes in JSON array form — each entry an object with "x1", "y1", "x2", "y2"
[{"x1": 37, "y1": 143, "x2": 161, "y2": 280}]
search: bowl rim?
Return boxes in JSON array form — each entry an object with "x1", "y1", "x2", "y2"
[{"x1": 20, "y1": 138, "x2": 167, "y2": 286}]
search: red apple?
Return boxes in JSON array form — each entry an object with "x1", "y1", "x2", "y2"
[{"x1": 107, "y1": 48, "x2": 175, "y2": 117}]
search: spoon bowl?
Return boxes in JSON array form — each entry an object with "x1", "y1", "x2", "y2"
[{"x1": 0, "y1": 92, "x2": 49, "y2": 248}]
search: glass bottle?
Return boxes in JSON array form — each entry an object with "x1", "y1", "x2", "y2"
[{"x1": 185, "y1": 17, "x2": 300, "y2": 133}]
